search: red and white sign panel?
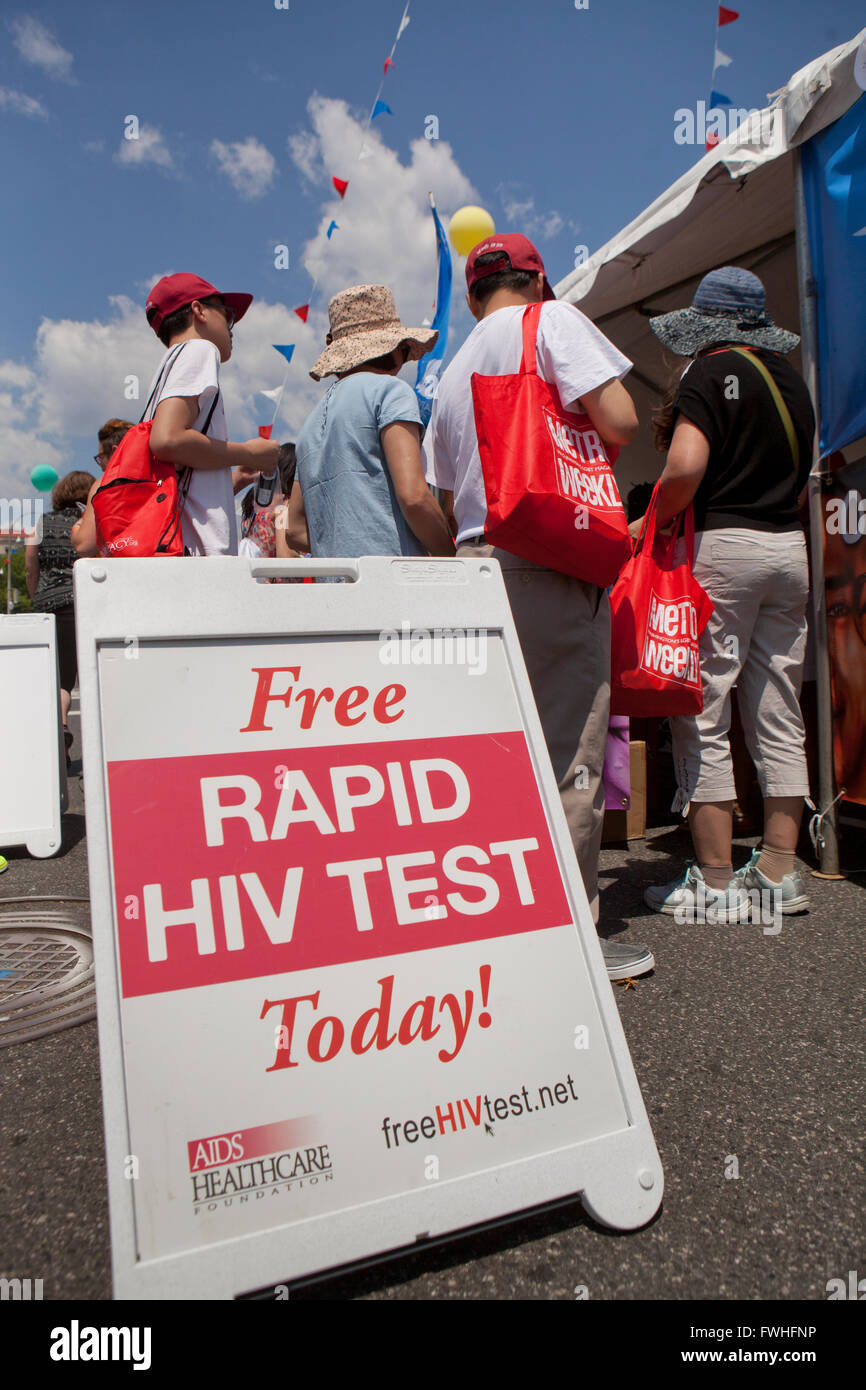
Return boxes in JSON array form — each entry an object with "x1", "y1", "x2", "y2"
[{"x1": 76, "y1": 557, "x2": 662, "y2": 1296}]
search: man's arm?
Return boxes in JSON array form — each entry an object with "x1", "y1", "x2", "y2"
[
  {"x1": 571, "y1": 378, "x2": 639, "y2": 448},
  {"x1": 150, "y1": 396, "x2": 279, "y2": 473},
  {"x1": 70, "y1": 479, "x2": 100, "y2": 557},
  {"x1": 25, "y1": 537, "x2": 39, "y2": 596},
  {"x1": 381, "y1": 421, "x2": 454, "y2": 557}
]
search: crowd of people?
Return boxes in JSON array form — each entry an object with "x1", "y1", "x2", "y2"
[{"x1": 27, "y1": 243, "x2": 818, "y2": 980}]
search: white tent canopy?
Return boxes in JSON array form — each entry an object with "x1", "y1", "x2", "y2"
[{"x1": 554, "y1": 29, "x2": 866, "y2": 496}]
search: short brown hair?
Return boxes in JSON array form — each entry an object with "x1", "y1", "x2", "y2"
[
  {"x1": 98, "y1": 417, "x2": 133, "y2": 446},
  {"x1": 52, "y1": 471, "x2": 96, "y2": 511}
]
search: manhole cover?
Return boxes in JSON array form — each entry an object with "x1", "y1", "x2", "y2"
[{"x1": 0, "y1": 898, "x2": 95, "y2": 1046}]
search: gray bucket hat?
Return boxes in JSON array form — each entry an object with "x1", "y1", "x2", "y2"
[{"x1": 649, "y1": 266, "x2": 800, "y2": 356}]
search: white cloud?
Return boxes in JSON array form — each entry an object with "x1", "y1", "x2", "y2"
[
  {"x1": 0, "y1": 100, "x2": 482, "y2": 499},
  {"x1": 0, "y1": 86, "x2": 48, "y2": 119},
  {"x1": 496, "y1": 182, "x2": 568, "y2": 241},
  {"x1": 211, "y1": 137, "x2": 277, "y2": 199},
  {"x1": 286, "y1": 95, "x2": 478, "y2": 328},
  {"x1": 114, "y1": 124, "x2": 174, "y2": 171},
  {"x1": 8, "y1": 16, "x2": 74, "y2": 82}
]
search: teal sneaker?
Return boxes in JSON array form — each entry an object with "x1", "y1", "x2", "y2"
[
  {"x1": 733, "y1": 849, "x2": 810, "y2": 915},
  {"x1": 644, "y1": 861, "x2": 751, "y2": 923}
]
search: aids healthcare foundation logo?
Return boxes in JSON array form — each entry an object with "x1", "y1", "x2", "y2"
[
  {"x1": 188, "y1": 1117, "x2": 333, "y2": 1214},
  {"x1": 641, "y1": 590, "x2": 701, "y2": 689}
]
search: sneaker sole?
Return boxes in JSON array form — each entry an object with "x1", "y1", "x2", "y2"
[
  {"x1": 654, "y1": 900, "x2": 751, "y2": 923},
  {"x1": 606, "y1": 952, "x2": 655, "y2": 981}
]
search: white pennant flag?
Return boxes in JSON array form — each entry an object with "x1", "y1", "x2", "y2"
[
  {"x1": 358, "y1": 144, "x2": 375, "y2": 160},
  {"x1": 714, "y1": 47, "x2": 733, "y2": 70},
  {"x1": 257, "y1": 386, "x2": 283, "y2": 403},
  {"x1": 397, "y1": 10, "x2": 410, "y2": 38}
]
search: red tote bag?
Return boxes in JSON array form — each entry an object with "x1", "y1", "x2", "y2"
[
  {"x1": 609, "y1": 486, "x2": 714, "y2": 717},
  {"x1": 471, "y1": 301, "x2": 632, "y2": 586}
]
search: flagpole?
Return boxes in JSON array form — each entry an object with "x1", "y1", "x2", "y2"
[{"x1": 794, "y1": 147, "x2": 842, "y2": 878}]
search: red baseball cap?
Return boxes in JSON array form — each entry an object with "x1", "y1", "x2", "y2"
[
  {"x1": 465, "y1": 234, "x2": 556, "y2": 301},
  {"x1": 145, "y1": 273, "x2": 253, "y2": 335}
]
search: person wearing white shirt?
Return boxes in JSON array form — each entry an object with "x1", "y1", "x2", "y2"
[{"x1": 424, "y1": 235, "x2": 654, "y2": 982}]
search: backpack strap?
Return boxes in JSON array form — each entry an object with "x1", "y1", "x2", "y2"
[
  {"x1": 715, "y1": 345, "x2": 800, "y2": 476},
  {"x1": 140, "y1": 343, "x2": 186, "y2": 423}
]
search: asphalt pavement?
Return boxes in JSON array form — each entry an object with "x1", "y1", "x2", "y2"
[{"x1": 1, "y1": 705, "x2": 864, "y2": 1303}]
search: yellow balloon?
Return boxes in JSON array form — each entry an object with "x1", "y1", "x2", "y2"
[{"x1": 448, "y1": 205, "x2": 496, "y2": 258}]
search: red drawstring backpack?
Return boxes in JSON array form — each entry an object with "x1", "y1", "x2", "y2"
[
  {"x1": 92, "y1": 344, "x2": 219, "y2": 557},
  {"x1": 609, "y1": 485, "x2": 714, "y2": 717},
  {"x1": 471, "y1": 301, "x2": 632, "y2": 586}
]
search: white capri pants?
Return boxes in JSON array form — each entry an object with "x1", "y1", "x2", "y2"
[{"x1": 670, "y1": 527, "x2": 811, "y2": 809}]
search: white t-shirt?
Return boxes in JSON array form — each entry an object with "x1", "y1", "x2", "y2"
[
  {"x1": 146, "y1": 339, "x2": 237, "y2": 556},
  {"x1": 423, "y1": 301, "x2": 632, "y2": 543}
]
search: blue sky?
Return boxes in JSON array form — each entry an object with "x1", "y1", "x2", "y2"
[{"x1": 1, "y1": 0, "x2": 864, "y2": 499}]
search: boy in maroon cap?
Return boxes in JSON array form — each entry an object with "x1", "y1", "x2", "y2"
[{"x1": 73, "y1": 273, "x2": 278, "y2": 556}]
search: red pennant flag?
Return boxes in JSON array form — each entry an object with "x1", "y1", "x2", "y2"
[
  {"x1": 384, "y1": 57, "x2": 394, "y2": 74},
  {"x1": 332, "y1": 176, "x2": 349, "y2": 199},
  {"x1": 706, "y1": 131, "x2": 720, "y2": 150},
  {"x1": 258, "y1": 425, "x2": 273, "y2": 439},
  {"x1": 718, "y1": 5, "x2": 739, "y2": 24},
  {"x1": 294, "y1": 304, "x2": 310, "y2": 323}
]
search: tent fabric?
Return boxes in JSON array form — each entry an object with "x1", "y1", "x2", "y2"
[{"x1": 553, "y1": 29, "x2": 865, "y2": 493}]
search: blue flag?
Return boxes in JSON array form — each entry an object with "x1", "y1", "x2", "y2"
[
  {"x1": 710, "y1": 90, "x2": 732, "y2": 107},
  {"x1": 273, "y1": 344, "x2": 295, "y2": 364},
  {"x1": 801, "y1": 94, "x2": 866, "y2": 453},
  {"x1": 326, "y1": 220, "x2": 339, "y2": 239},
  {"x1": 372, "y1": 99, "x2": 393, "y2": 119},
  {"x1": 414, "y1": 201, "x2": 452, "y2": 429}
]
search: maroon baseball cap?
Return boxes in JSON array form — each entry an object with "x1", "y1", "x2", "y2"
[
  {"x1": 145, "y1": 273, "x2": 253, "y2": 334},
  {"x1": 465, "y1": 234, "x2": 557, "y2": 301}
]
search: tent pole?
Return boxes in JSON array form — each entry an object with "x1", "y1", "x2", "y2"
[{"x1": 793, "y1": 147, "x2": 841, "y2": 877}]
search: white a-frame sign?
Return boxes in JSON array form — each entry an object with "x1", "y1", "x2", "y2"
[{"x1": 75, "y1": 555, "x2": 662, "y2": 1299}]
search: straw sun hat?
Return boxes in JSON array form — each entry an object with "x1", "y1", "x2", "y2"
[{"x1": 310, "y1": 284, "x2": 437, "y2": 381}]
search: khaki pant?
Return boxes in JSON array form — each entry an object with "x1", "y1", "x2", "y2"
[
  {"x1": 459, "y1": 541, "x2": 610, "y2": 921},
  {"x1": 670, "y1": 528, "x2": 810, "y2": 807}
]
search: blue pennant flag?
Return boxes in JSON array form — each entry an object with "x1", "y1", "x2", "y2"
[
  {"x1": 372, "y1": 99, "x2": 393, "y2": 119},
  {"x1": 273, "y1": 344, "x2": 295, "y2": 363},
  {"x1": 710, "y1": 89, "x2": 732, "y2": 107},
  {"x1": 414, "y1": 200, "x2": 452, "y2": 430},
  {"x1": 326, "y1": 220, "x2": 339, "y2": 239}
]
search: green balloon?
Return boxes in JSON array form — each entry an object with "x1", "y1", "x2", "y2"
[{"x1": 30, "y1": 465, "x2": 59, "y2": 492}]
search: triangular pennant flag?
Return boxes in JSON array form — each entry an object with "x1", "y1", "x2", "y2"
[
  {"x1": 718, "y1": 5, "x2": 739, "y2": 24},
  {"x1": 372, "y1": 99, "x2": 393, "y2": 119},
  {"x1": 326, "y1": 220, "x2": 339, "y2": 239},
  {"x1": 710, "y1": 90, "x2": 732, "y2": 107},
  {"x1": 294, "y1": 305, "x2": 310, "y2": 323},
  {"x1": 332, "y1": 176, "x2": 349, "y2": 198},
  {"x1": 384, "y1": 57, "x2": 394, "y2": 74},
  {"x1": 706, "y1": 131, "x2": 721, "y2": 150},
  {"x1": 358, "y1": 145, "x2": 375, "y2": 160},
  {"x1": 272, "y1": 344, "x2": 295, "y2": 363},
  {"x1": 397, "y1": 13, "x2": 410, "y2": 38},
  {"x1": 714, "y1": 46, "x2": 733, "y2": 68},
  {"x1": 258, "y1": 425, "x2": 274, "y2": 440},
  {"x1": 258, "y1": 385, "x2": 284, "y2": 401}
]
